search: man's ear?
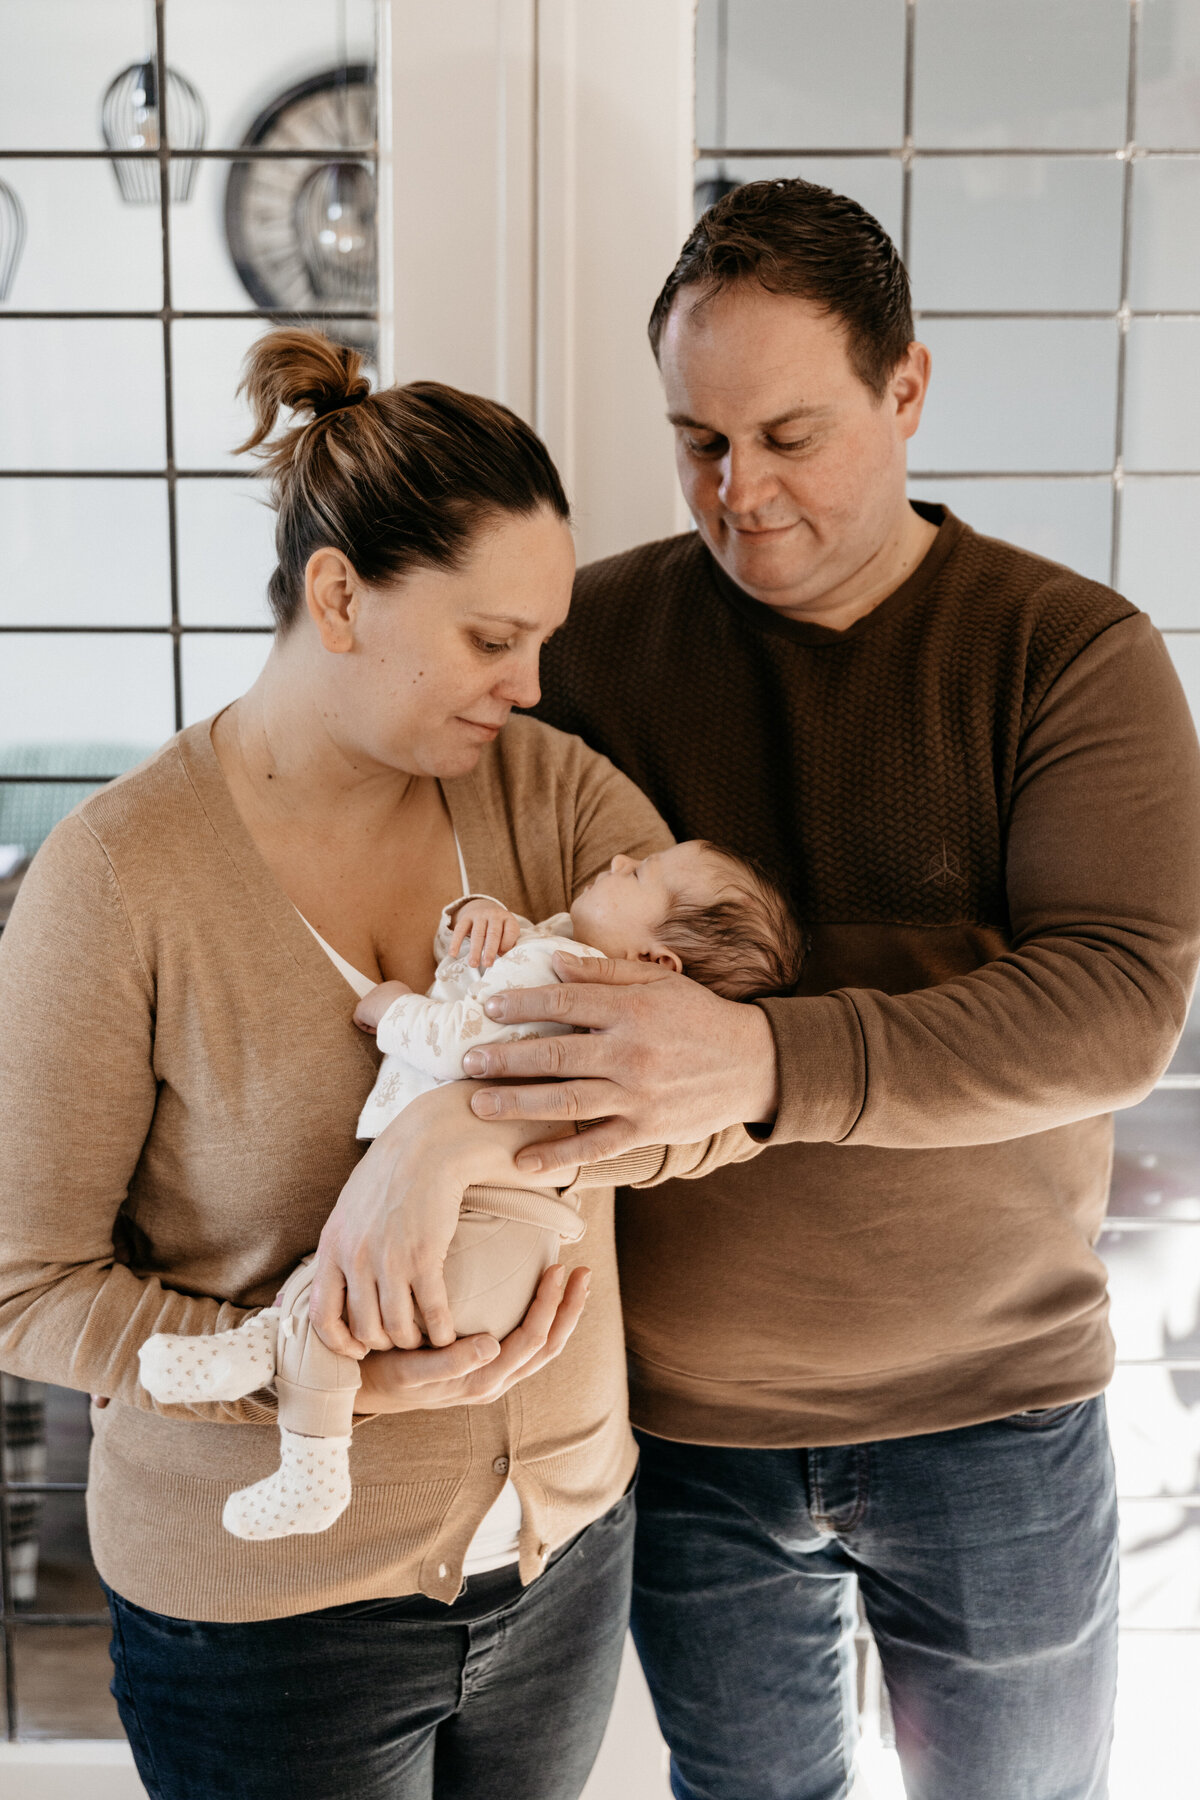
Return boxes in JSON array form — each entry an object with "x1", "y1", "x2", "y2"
[
  {"x1": 305, "y1": 547, "x2": 360, "y2": 653},
  {"x1": 892, "y1": 340, "x2": 932, "y2": 442},
  {"x1": 639, "y1": 947, "x2": 684, "y2": 975}
]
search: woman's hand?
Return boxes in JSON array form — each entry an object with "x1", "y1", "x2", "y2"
[
  {"x1": 353, "y1": 1263, "x2": 590, "y2": 1413},
  {"x1": 310, "y1": 1081, "x2": 580, "y2": 1357}
]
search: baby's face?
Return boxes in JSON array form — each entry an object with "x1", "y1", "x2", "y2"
[{"x1": 569, "y1": 841, "x2": 723, "y2": 964}]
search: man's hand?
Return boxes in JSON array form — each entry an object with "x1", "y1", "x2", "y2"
[
  {"x1": 354, "y1": 979, "x2": 413, "y2": 1034},
  {"x1": 460, "y1": 955, "x2": 780, "y2": 1176},
  {"x1": 449, "y1": 898, "x2": 522, "y2": 970}
]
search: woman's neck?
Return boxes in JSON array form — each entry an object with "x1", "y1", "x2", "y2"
[{"x1": 214, "y1": 651, "x2": 429, "y2": 842}]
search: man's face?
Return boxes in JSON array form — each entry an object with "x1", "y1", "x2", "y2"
[{"x1": 658, "y1": 281, "x2": 930, "y2": 621}]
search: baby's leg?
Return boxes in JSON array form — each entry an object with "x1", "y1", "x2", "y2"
[
  {"x1": 449, "y1": 1185, "x2": 587, "y2": 1338},
  {"x1": 221, "y1": 1260, "x2": 361, "y2": 1541},
  {"x1": 137, "y1": 1309, "x2": 280, "y2": 1406}
]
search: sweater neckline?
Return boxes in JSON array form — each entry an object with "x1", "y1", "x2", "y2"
[
  {"x1": 174, "y1": 718, "x2": 490, "y2": 1052},
  {"x1": 704, "y1": 502, "x2": 964, "y2": 647}
]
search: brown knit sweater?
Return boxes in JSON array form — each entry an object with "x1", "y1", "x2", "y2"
[
  {"x1": 0, "y1": 714, "x2": 757, "y2": 1620},
  {"x1": 535, "y1": 504, "x2": 1200, "y2": 1446}
]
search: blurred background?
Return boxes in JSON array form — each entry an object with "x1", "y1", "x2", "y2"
[{"x1": 1, "y1": 3, "x2": 1199, "y2": 1796}]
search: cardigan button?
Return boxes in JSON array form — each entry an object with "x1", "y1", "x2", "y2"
[
  {"x1": 492, "y1": 1456, "x2": 510, "y2": 1475},
  {"x1": 437, "y1": 1562, "x2": 448, "y2": 1580},
  {"x1": 537, "y1": 1543, "x2": 549, "y2": 1561}
]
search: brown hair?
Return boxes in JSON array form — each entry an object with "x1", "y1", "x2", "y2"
[
  {"x1": 657, "y1": 844, "x2": 807, "y2": 1001},
  {"x1": 648, "y1": 179, "x2": 914, "y2": 398},
  {"x1": 236, "y1": 329, "x2": 570, "y2": 630}
]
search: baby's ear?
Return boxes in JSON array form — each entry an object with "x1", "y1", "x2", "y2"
[{"x1": 641, "y1": 947, "x2": 683, "y2": 975}]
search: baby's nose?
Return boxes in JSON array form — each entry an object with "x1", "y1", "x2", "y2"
[{"x1": 610, "y1": 854, "x2": 634, "y2": 874}]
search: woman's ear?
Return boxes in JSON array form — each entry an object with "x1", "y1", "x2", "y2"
[{"x1": 305, "y1": 548, "x2": 360, "y2": 653}]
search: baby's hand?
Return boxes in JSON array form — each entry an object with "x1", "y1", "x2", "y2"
[
  {"x1": 450, "y1": 898, "x2": 521, "y2": 970},
  {"x1": 353, "y1": 979, "x2": 413, "y2": 1034}
]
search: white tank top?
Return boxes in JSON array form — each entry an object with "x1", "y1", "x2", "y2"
[{"x1": 298, "y1": 831, "x2": 522, "y2": 1576}]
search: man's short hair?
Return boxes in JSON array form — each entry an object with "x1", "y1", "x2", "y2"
[
  {"x1": 657, "y1": 845, "x2": 807, "y2": 1002},
  {"x1": 648, "y1": 178, "x2": 914, "y2": 399}
]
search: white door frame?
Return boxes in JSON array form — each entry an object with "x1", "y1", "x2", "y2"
[{"x1": 385, "y1": 0, "x2": 696, "y2": 567}]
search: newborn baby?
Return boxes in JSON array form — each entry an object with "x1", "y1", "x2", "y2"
[{"x1": 138, "y1": 841, "x2": 803, "y2": 1541}]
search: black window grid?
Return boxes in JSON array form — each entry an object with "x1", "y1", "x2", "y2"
[
  {"x1": 699, "y1": 0, "x2": 1200, "y2": 604},
  {"x1": 0, "y1": 0, "x2": 378, "y2": 1738}
]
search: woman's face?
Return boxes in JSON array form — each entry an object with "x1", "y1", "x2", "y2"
[{"x1": 310, "y1": 507, "x2": 575, "y2": 780}]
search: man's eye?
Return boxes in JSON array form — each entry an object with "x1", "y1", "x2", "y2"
[
  {"x1": 770, "y1": 437, "x2": 814, "y2": 454},
  {"x1": 683, "y1": 435, "x2": 724, "y2": 457}
]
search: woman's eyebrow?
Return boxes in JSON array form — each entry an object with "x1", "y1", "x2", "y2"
[{"x1": 469, "y1": 611, "x2": 540, "y2": 631}]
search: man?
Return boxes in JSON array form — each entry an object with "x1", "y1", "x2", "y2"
[{"x1": 461, "y1": 181, "x2": 1200, "y2": 1798}]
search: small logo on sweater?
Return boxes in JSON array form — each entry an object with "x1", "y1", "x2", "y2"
[{"x1": 923, "y1": 841, "x2": 963, "y2": 888}]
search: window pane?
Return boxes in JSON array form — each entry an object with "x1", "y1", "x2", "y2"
[
  {"x1": 1138, "y1": 0, "x2": 1200, "y2": 149},
  {"x1": 912, "y1": 320, "x2": 1119, "y2": 472},
  {"x1": 694, "y1": 156, "x2": 903, "y2": 245},
  {"x1": 722, "y1": 0, "x2": 906, "y2": 150},
  {"x1": 1108, "y1": 1365, "x2": 1200, "y2": 1498},
  {"x1": 0, "y1": 635, "x2": 173, "y2": 772},
  {"x1": 695, "y1": 0, "x2": 723, "y2": 151},
  {"x1": 1125, "y1": 320, "x2": 1200, "y2": 472},
  {"x1": 1102, "y1": 1222, "x2": 1200, "y2": 1366},
  {"x1": 171, "y1": 316, "x2": 272, "y2": 470},
  {"x1": 181, "y1": 631, "x2": 272, "y2": 725},
  {"x1": 0, "y1": 321, "x2": 165, "y2": 471},
  {"x1": 1120, "y1": 1499, "x2": 1200, "y2": 1629},
  {"x1": 1118, "y1": 477, "x2": 1200, "y2": 628},
  {"x1": 914, "y1": 0, "x2": 1129, "y2": 149},
  {"x1": 6, "y1": 1490, "x2": 107, "y2": 1617},
  {"x1": 0, "y1": 479, "x2": 169, "y2": 625},
  {"x1": 0, "y1": 779, "x2": 114, "y2": 865},
  {"x1": 12, "y1": 1626, "x2": 124, "y2": 1739},
  {"x1": 167, "y1": 0, "x2": 377, "y2": 149},
  {"x1": 1111, "y1": 1632, "x2": 1200, "y2": 1796},
  {"x1": 909, "y1": 157, "x2": 1123, "y2": 312},
  {"x1": 1113, "y1": 1085, "x2": 1200, "y2": 1226},
  {"x1": 0, "y1": 158, "x2": 162, "y2": 310},
  {"x1": 1129, "y1": 159, "x2": 1200, "y2": 311},
  {"x1": 908, "y1": 478, "x2": 1112, "y2": 584},
  {"x1": 172, "y1": 155, "x2": 377, "y2": 320},
  {"x1": 0, "y1": 0, "x2": 148, "y2": 149},
  {"x1": 176, "y1": 479, "x2": 276, "y2": 626}
]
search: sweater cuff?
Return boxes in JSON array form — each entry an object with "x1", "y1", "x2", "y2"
[{"x1": 755, "y1": 992, "x2": 866, "y2": 1146}]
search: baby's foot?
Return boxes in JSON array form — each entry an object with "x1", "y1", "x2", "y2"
[
  {"x1": 138, "y1": 1310, "x2": 280, "y2": 1406},
  {"x1": 222, "y1": 1427, "x2": 353, "y2": 1540}
]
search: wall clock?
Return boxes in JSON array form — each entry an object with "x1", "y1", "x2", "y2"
[{"x1": 224, "y1": 65, "x2": 377, "y2": 353}]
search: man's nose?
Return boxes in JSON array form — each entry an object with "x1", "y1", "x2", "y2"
[{"x1": 718, "y1": 445, "x2": 777, "y2": 517}]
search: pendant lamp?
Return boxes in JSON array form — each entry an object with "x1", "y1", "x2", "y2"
[
  {"x1": 101, "y1": 57, "x2": 207, "y2": 204},
  {"x1": 0, "y1": 181, "x2": 26, "y2": 302},
  {"x1": 295, "y1": 160, "x2": 376, "y2": 306}
]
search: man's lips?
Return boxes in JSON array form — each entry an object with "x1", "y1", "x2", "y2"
[{"x1": 726, "y1": 519, "x2": 800, "y2": 539}]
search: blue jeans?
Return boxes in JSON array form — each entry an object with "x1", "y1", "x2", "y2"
[
  {"x1": 105, "y1": 1486, "x2": 634, "y2": 1800},
  {"x1": 631, "y1": 1400, "x2": 1118, "y2": 1800}
]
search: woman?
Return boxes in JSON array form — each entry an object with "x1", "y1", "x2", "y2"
[{"x1": 0, "y1": 332, "x2": 753, "y2": 1800}]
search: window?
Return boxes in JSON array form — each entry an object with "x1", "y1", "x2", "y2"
[
  {"x1": 696, "y1": 2, "x2": 1200, "y2": 1791},
  {"x1": 0, "y1": 0, "x2": 380, "y2": 1743}
]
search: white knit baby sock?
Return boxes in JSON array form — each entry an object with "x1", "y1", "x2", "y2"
[
  {"x1": 137, "y1": 1309, "x2": 281, "y2": 1406},
  {"x1": 221, "y1": 1428, "x2": 353, "y2": 1540}
]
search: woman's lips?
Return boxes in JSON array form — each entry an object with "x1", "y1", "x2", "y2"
[{"x1": 458, "y1": 717, "x2": 504, "y2": 739}]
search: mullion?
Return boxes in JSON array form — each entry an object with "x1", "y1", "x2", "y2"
[
  {"x1": 0, "y1": 148, "x2": 377, "y2": 161},
  {"x1": 155, "y1": 0, "x2": 183, "y2": 733},
  {"x1": 1110, "y1": 0, "x2": 1142, "y2": 588}
]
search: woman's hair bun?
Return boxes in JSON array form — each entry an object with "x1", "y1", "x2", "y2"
[{"x1": 235, "y1": 329, "x2": 372, "y2": 471}]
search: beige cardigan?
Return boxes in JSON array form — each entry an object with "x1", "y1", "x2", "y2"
[{"x1": 0, "y1": 715, "x2": 756, "y2": 1621}]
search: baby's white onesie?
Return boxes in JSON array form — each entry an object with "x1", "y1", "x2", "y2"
[{"x1": 356, "y1": 895, "x2": 604, "y2": 1138}]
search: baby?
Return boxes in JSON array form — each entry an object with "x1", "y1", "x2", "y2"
[{"x1": 138, "y1": 841, "x2": 803, "y2": 1541}]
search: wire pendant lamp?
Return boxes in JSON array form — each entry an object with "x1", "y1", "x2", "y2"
[
  {"x1": 101, "y1": 57, "x2": 207, "y2": 204},
  {"x1": 0, "y1": 180, "x2": 26, "y2": 303},
  {"x1": 295, "y1": 160, "x2": 376, "y2": 306}
]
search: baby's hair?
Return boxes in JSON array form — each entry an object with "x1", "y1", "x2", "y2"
[{"x1": 657, "y1": 844, "x2": 806, "y2": 1001}]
